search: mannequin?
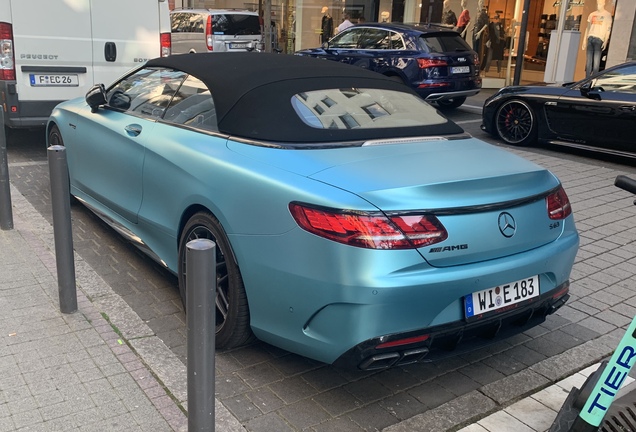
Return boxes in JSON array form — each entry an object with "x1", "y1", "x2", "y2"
[
  {"x1": 442, "y1": 0, "x2": 457, "y2": 26},
  {"x1": 455, "y1": 0, "x2": 470, "y2": 40},
  {"x1": 483, "y1": 14, "x2": 505, "y2": 74},
  {"x1": 321, "y1": 7, "x2": 333, "y2": 43},
  {"x1": 582, "y1": 0, "x2": 612, "y2": 77},
  {"x1": 472, "y1": 0, "x2": 489, "y2": 61}
]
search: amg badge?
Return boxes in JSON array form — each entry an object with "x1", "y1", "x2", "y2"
[{"x1": 430, "y1": 244, "x2": 468, "y2": 253}]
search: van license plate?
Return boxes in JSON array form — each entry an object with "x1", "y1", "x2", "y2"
[
  {"x1": 230, "y1": 43, "x2": 248, "y2": 49},
  {"x1": 464, "y1": 275, "x2": 539, "y2": 319},
  {"x1": 30, "y1": 74, "x2": 79, "y2": 87},
  {"x1": 451, "y1": 66, "x2": 470, "y2": 74}
]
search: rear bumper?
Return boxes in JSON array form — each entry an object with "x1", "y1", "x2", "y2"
[
  {"x1": 424, "y1": 88, "x2": 481, "y2": 101},
  {"x1": 414, "y1": 76, "x2": 482, "y2": 101},
  {"x1": 243, "y1": 223, "x2": 579, "y2": 367},
  {"x1": 334, "y1": 281, "x2": 571, "y2": 370},
  {"x1": 0, "y1": 81, "x2": 61, "y2": 128}
]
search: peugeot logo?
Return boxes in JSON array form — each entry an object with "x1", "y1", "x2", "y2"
[{"x1": 498, "y1": 212, "x2": 516, "y2": 238}]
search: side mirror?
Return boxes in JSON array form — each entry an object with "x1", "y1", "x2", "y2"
[
  {"x1": 86, "y1": 84, "x2": 107, "y2": 113},
  {"x1": 580, "y1": 81, "x2": 602, "y2": 100}
]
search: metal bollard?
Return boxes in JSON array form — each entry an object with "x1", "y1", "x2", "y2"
[
  {"x1": 48, "y1": 145, "x2": 77, "y2": 314},
  {"x1": 0, "y1": 110, "x2": 13, "y2": 230},
  {"x1": 186, "y1": 238, "x2": 216, "y2": 432}
]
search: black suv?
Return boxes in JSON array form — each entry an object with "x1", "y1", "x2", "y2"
[{"x1": 296, "y1": 23, "x2": 481, "y2": 110}]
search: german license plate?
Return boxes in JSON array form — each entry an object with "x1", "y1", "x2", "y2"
[
  {"x1": 230, "y1": 43, "x2": 248, "y2": 49},
  {"x1": 451, "y1": 66, "x2": 470, "y2": 74},
  {"x1": 464, "y1": 275, "x2": 539, "y2": 318},
  {"x1": 30, "y1": 74, "x2": 79, "y2": 87}
]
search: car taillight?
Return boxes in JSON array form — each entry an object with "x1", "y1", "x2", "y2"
[
  {"x1": 417, "y1": 58, "x2": 448, "y2": 69},
  {"x1": 289, "y1": 203, "x2": 448, "y2": 249},
  {"x1": 474, "y1": 53, "x2": 480, "y2": 68},
  {"x1": 160, "y1": 32, "x2": 171, "y2": 57},
  {"x1": 206, "y1": 16, "x2": 213, "y2": 51},
  {"x1": 546, "y1": 186, "x2": 572, "y2": 220},
  {"x1": 0, "y1": 22, "x2": 15, "y2": 81}
]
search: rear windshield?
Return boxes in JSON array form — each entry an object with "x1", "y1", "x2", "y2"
[
  {"x1": 417, "y1": 34, "x2": 472, "y2": 53},
  {"x1": 212, "y1": 14, "x2": 261, "y2": 35},
  {"x1": 291, "y1": 88, "x2": 448, "y2": 130}
]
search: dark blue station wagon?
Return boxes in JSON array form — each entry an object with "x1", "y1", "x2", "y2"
[{"x1": 296, "y1": 23, "x2": 482, "y2": 110}]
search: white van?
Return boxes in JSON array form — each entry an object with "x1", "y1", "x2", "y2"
[
  {"x1": 171, "y1": 9, "x2": 262, "y2": 54},
  {"x1": 0, "y1": 0, "x2": 171, "y2": 129}
]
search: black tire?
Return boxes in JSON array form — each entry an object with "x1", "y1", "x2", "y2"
[
  {"x1": 494, "y1": 99, "x2": 537, "y2": 146},
  {"x1": 48, "y1": 124, "x2": 64, "y2": 147},
  {"x1": 436, "y1": 96, "x2": 467, "y2": 110},
  {"x1": 178, "y1": 211, "x2": 253, "y2": 349}
]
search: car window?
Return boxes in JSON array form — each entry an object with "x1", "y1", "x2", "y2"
[
  {"x1": 329, "y1": 28, "x2": 364, "y2": 48},
  {"x1": 291, "y1": 88, "x2": 448, "y2": 130},
  {"x1": 592, "y1": 65, "x2": 636, "y2": 94},
  {"x1": 212, "y1": 14, "x2": 260, "y2": 35},
  {"x1": 191, "y1": 14, "x2": 205, "y2": 33},
  {"x1": 418, "y1": 34, "x2": 472, "y2": 53},
  {"x1": 171, "y1": 13, "x2": 203, "y2": 33},
  {"x1": 106, "y1": 68, "x2": 187, "y2": 120},
  {"x1": 171, "y1": 13, "x2": 188, "y2": 32},
  {"x1": 163, "y1": 76, "x2": 218, "y2": 132},
  {"x1": 357, "y1": 29, "x2": 405, "y2": 50}
]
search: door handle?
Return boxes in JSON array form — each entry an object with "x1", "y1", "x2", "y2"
[
  {"x1": 104, "y1": 42, "x2": 117, "y2": 62},
  {"x1": 125, "y1": 124, "x2": 142, "y2": 137},
  {"x1": 619, "y1": 105, "x2": 636, "y2": 112}
]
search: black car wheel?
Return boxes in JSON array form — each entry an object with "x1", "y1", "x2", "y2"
[
  {"x1": 48, "y1": 124, "x2": 64, "y2": 147},
  {"x1": 178, "y1": 211, "x2": 253, "y2": 349},
  {"x1": 495, "y1": 99, "x2": 537, "y2": 146},
  {"x1": 436, "y1": 96, "x2": 466, "y2": 110}
]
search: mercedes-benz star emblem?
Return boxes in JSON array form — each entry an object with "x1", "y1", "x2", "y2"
[{"x1": 498, "y1": 212, "x2": 516, "y2": 238}]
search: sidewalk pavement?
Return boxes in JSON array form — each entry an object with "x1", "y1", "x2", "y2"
[
  {"x1": 459, "y1": 363, "x2": 634, "y2": 432},
  {"x1": 0, "y1": 183, "x2": 244, "y2": 431}
]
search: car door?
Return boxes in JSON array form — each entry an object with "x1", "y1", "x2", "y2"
[
  {"x1": 72, "y1": 67, "x2": 187, "y2": 223},
  {"x1": 545, "y1": 64, "x2": 636, "y2": 152},
  {"x1": 322, "y1": 27, "x2": 368, "y2": 65}
]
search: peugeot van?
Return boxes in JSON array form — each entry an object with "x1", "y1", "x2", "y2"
[
  {"x1": 171, "y1": 9, "x2": 262, "y2": 54},
  {"x1": 0, "y1": 0, "x2": 171, "y2": 130}
]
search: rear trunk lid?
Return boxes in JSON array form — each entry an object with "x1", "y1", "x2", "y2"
[
  {"x1": 307, "y1": 137, "x2": 563, "y2": 267},
  {"x1": 417, "y1": 32, "x2": 479, "y2": 83},
  {"x1": 212, "y1": 13, "x2": 262, "y2": 52}
]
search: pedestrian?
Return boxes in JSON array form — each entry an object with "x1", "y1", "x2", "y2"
[{"x1": 337, "y1": 14, "x2": 353, "y2": 33}]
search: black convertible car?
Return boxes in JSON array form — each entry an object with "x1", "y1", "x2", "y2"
[{"x1": 482, "y1": 62, "x2": 636, "y2": 157}]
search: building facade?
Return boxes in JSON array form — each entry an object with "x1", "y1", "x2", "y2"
[{"x1": 170, "y1": 0, "x2": 635, "y2": 84}]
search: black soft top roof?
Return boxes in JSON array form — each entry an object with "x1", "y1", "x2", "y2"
[{"x1": 145, "y1": 53, "x2": 462, "y2": 143}]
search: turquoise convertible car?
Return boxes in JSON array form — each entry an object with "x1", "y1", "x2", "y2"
[{"x1": 47, "y1": 53, "x2": 579, "y2": 370}]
